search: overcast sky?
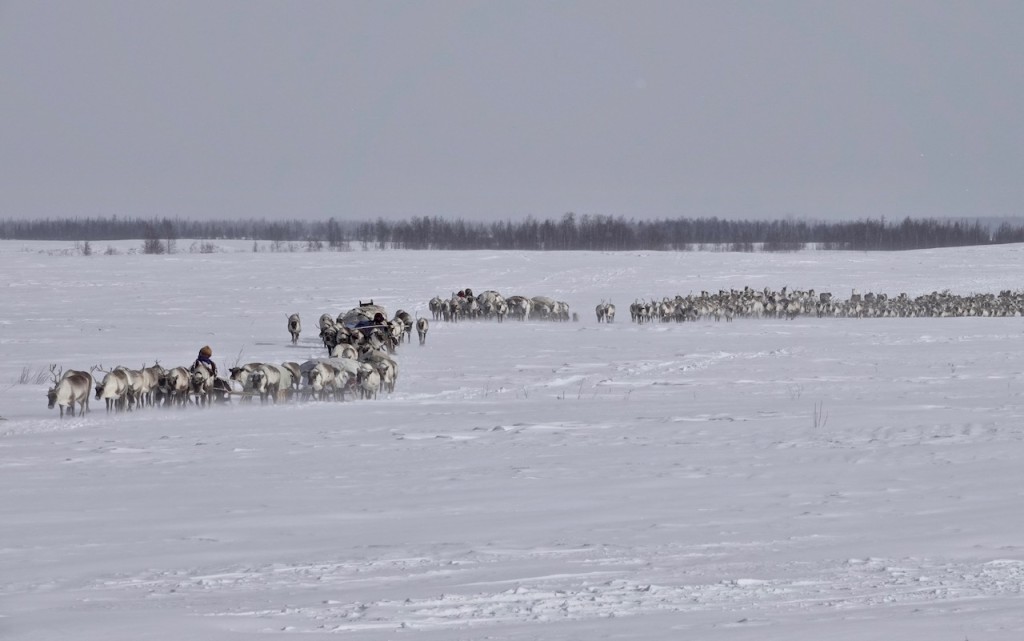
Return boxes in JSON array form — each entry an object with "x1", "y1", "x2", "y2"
[{"x1": 1, "y1": 1, "x2": 1022, "y2": 222}]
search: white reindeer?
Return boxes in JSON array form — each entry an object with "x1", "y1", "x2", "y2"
[
  {"x1": 115, "y1": 365, "x2": 146, "y2": 410},
  {"x1": 140, "y1": 363, "x2": 165, "y2": 407},
  {"x1": 357, "y1": 363, "x2": 381, "y2": 399},
  {"x1": 331, "y1": 343, "x2": 358, "y2": 360},
  {"x1": 280, "y1": 361, "x2": 302, "y2": 393},
  {"x1": 229, "y1": 363, "x2": 263, "y2": 401},
  {"x1": 305, "y1": 361, "x2": 335, "y2": 401},
  {"x1": 46, "y1": 365, "x2": 92, "y2": 418},
  {"x1": 249, "y1": 363, "x2": 292, "y2": 404},
  {"x1": 326, "y1": 356, "x2": 361, "y2": 382},
  {"x1": 305, "y1": 361, "x2": 351, "y2": 401},
  {"x1": 372, "y1": 358, "x2": 396, "y2": 393},
  {"x1": 92, "y1": 366, "x2": 131, "y2": 412},
  {"x1": 189, "y1": 361, "x2": 216, "y2": 406}
]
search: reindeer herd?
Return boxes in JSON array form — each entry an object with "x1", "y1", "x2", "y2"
[
  {"x1": 421, "y1": 284, "x2": 1024, "y2": 328},
  {"x1": 44, "y1": 302, "x2": 414, "y2": 418},
  {"x1": 42, "y1": 285, "x2": 1024, "y2": 418},
  {"x1": 45, "y1": 362, "x2": 189, "y2": 418},
  {"x1": 428, "y1": 288, "x2": 573, "y2": 323},
  {"x1": 425, "y1": 285, "x2": 1024, "y2": 327},
  {"x1": 626, "y1": 286, "x2": 1024, "y2": 323}
]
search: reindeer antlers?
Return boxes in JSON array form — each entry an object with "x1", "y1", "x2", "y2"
[{"x1": 49, "y1": 363, "x2": 62, "y2": 383}]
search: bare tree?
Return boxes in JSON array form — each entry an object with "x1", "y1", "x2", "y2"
[{"x1": 142, "y1": 225, "x2": 165, "y2": 254}]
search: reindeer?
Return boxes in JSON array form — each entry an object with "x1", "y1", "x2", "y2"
[
  {"x1": 475, "y1": 291, "x2": 505, "y2": 320},
  {"x1": 287, "y1": 313, "x2": 302, "y2": 344},
  {"x1": 140, "y1": 363, "x2": 165, "y2": 407},
  {"x1": 189, "y1": 361, "x2": 216, "y2": 407},
  {"x1": 462, "y1": 297, "x2": 481, "y2": 319},
  {"x1": 416, "y1": 317, "x2": 429, "y2": 345},
  {"x1": 373, "y1": 358, "x2": 396, "y2": 394},
  {"x1": 596, "y1": 301, "x2": 616, "y2": 323},
  {"x1": 356, "y1": 363, "x2": 381, "y2": 399},
  {"x1": 305, "y1": 360, "x2": 350, "y2": 401},
  {"x1": 530, "y1": 296, "x2": 555, "y2": 320},
  {"x1": 506, "y1": 296, "x2": 531, "y2": 321},
  {"x1": 298, "y1": 359, "x2": 320, "y2": 400},
  {"x1": 157, "y1": 367, "x2": 192, "y2": 407},
  {"x1": 554, "y1": 301, "x2": 571, "y2": 322},
  {"x1": 46, "y1": 365, "x2": 92, "y2": 418},
  {"x1": 494, "y1": 299, "x2": 509, "y2": 322},
  {"x1": 359, "y1": 344, "x2": 398, "y2": 377},
  {"x1": 318, "y1": 313, "x2": 338, "y2": 350},
  {"x1": 304, "y1": 361, "x2": 333, "y2": 401},
  {"x1": 388, "y1": 318, "x2": 406, "y2": 349},
  {"x1": 429, "y1": 296, "x2": 443, "y2": 320},
  {"x1": 281, "y1": 362, "x2": 302, "y2": 394},
  {"x1": 357, "y1": 345, "x2": 397, "y2": 394},
  {"x1": 113, "y1": 366, "x2": 146, "y2": 410},
  {"x1": 360, "y1": 323, "x2": 397, "y2": 355},
  {"x1": 229, "y1": 363, "x2": 263, "y2": 402},
  {"x1": 92, "y1": 365, "x2": 131, "y2": 412},
  {"x1": 331, "y1": 343, "x2": 358, "y2": 360},
  {"x1": 248, "y1": 363, "x2": 292, "y2": 404},
  {"x1": 394, "y1": 310, "x2": 414, "y2": 343},
  {"x1": 111, "y1": 365, "x2": 149, "y2": 410}
]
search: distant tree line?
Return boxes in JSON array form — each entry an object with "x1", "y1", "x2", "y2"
[{"x1": 2, "y1": 214, "x2": 1023, "y2": 252}]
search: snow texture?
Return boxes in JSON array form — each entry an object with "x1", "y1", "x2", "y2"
[{"x1": 2, "y1": 240, "x2": 1024, "y2": 639}]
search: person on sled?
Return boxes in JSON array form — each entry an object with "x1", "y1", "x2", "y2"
[
  {"x1": 191, "y1": 345, "x2": 218, "y2": 376},
  {"x1": 353, "y1": 312, "x2": 387, "y2": 338}
]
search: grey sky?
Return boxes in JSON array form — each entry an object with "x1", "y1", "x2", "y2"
[{"x1": 2, "y1": 1, "x2": 1022, "y2": 221}]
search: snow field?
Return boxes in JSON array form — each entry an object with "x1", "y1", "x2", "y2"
[{"x1": 2, "y1": 241, "x2": 1024, "y2": 639}]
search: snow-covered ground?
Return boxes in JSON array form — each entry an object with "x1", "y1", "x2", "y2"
[{"x1": 2, "y1": 240, "x2": 1024, "y2": 640}]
